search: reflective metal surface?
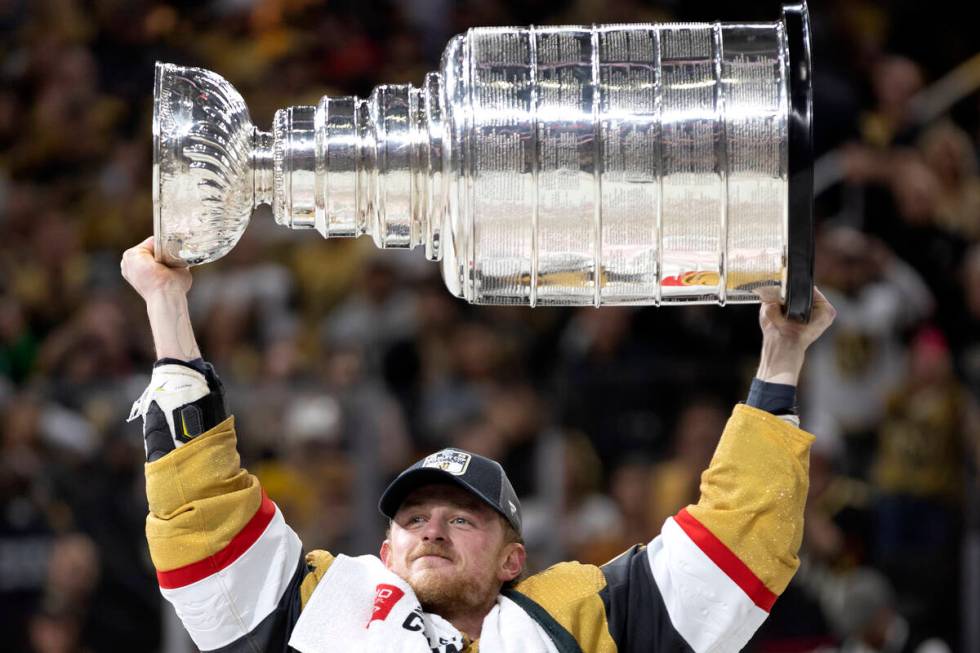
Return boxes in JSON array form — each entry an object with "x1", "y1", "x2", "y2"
[
  {"x1": 154, "y1": 3, "x2": 811, "y2": 310},
  {"x1": 153, "y1": 63, "x2": 256, "y2": 266}
]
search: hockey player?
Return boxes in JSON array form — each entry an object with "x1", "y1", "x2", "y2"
[{"x1": 121, "y1": 236, "x2": 835, "y2": 653}]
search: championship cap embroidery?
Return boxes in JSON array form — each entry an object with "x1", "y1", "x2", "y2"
[{"x1": 421, "y1": 449, "x2": 472, "y2": 476}]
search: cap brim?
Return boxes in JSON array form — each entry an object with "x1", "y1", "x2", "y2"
[{"x1": 378, "y1": 468, "x2": 505, "y2": 525}]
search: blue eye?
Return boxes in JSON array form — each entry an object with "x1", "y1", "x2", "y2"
[{"x1": 451, "y1": 517, "x2": 471, "y2": 525}]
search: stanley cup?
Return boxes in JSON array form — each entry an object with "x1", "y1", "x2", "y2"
[{"x1": 153, "y1": 2, "x2": 814, "y2": 319}]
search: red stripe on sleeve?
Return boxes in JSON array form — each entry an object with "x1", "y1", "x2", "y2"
[
  {"x1": 157, "y1": 491, "x2": 276, "y2": 589},
  {"x1": 674, "y1": 508, "x2": 778, "y2": 611}
]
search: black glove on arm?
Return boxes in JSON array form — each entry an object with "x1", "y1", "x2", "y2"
[{"x1": 128, "y1": 358, "x2": 227, "y2": 462}]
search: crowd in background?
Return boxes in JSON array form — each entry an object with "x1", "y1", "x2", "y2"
[{"x1": 1, "y1": 1, "x2": 978, "y2": 652}]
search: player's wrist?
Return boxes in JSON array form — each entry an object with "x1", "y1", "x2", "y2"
[
  {"x1": 144, "y1": 288, "x2": 189, "y2": 312},
  {"x1": 137, "y1": 273, "x2": 190, "y2": 301},
  {"x1": 146, "y1": 292, "x2": 201, "y2": 361},
  {"x1": 755, "y1": 338, "x2": 805, "y2": 385}
]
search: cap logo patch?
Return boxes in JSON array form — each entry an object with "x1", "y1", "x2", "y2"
[{"x1": 422, "y1": 450, "x2": 471, "y2": 476}]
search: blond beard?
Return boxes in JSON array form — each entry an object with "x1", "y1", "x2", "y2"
[{"x1": 409, "y1": 567, "x2": 499, "y2": 619}]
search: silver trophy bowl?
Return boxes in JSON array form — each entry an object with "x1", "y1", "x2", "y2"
[
  {"x1": 153, "y1": 2, "x2": 814, "y2": 319},
  {"x1": 153, "y1": 64, "x2": 258, "y2": 267}
]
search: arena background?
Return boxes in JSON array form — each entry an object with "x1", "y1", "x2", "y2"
[{"x1": 1, "y1": 1, "x2": 978, "y2": 651}]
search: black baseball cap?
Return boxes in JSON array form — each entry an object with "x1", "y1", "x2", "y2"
[{"x1": 379, "y1": 448, "x2": 522, "y2": 535}]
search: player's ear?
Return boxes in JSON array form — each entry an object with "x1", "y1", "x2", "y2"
[
  {"x1": 380, "y1": 540, "x2": 392, "y2": 568},
  {"x1": 499, "y1": 542, "x2": 526, "y2": 582}
]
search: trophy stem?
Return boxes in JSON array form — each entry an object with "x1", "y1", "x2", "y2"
[
  {"x1": 263, "y1": 81, "x2": 444, "y2": 257},
  {"x1": 253, "y1": 128, "x2": 274, "y2": 208}
]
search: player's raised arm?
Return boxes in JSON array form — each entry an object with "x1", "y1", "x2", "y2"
[
  {"x1": 584, "y1": 291, "x2": 836, "y2": 653},
  {"x1": 121, "y1": 236, "x2": 200, "y2": 363},
  {"x1": 121, "y1": 238, "x2": 308, "y2": 652},
  {"x1": 121, "y1": 237, "x2": 217, "y2": 462},
  {"x1": 672, "y1": 290, "x2": 833, "y2": 648}
]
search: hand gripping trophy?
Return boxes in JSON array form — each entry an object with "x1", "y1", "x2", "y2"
[{"x1": 152, "y1": 2, "x2": 813, "y2": 319}]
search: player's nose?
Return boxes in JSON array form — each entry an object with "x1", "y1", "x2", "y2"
[{"x1": 419, "y1": 515, "x2": 448, "y2": 541}]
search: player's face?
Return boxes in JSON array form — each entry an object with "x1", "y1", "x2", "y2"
[{"x1": 381, "y1": 483, "x2": 524, "y2": 616}]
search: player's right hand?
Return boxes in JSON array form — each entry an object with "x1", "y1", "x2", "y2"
[
  {"x1": 121, "y1": 236, "x2": 192, "y2": 302},
  {"x1": 758, "y1": 286, "x2": 836, "y2": 353}
]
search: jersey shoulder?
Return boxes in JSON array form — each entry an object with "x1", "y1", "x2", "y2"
[
  {"x1": 300, "y1": 549, "x2": 336, "y2": 609},
  {"x1": 513, "y1": 561, "x2": 617, "y2": 653},
  {"x1": 515, "y1": 560, "x2": 606, "y2": 599}
]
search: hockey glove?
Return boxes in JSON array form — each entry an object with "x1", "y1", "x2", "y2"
[{"x1": 128, "y1": 359, "x2": 226, "y2": 461}]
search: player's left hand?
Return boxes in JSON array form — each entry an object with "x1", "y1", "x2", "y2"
[
  {"x1": 759, "y1": 287, "x2": 836, "y2": 352},
  {"x1": 755, "y1": 288, "x2": 836, "y2": 385}
]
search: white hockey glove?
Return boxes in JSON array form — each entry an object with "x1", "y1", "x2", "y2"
[{"x1": 128, "y1": 359, "x2": 226, "y2": 461}]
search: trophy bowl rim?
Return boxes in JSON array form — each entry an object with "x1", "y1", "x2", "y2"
[
  {"x1": 152, "y1": 62, "x2": 190, "y2": 268},
  {"x1": 152, "y1": 61, "x2": 163, "y2": 264},
  {"x1": 782, "y1": 1, "x2": 814, "y2": 323}
]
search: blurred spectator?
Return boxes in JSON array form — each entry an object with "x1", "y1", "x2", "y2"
[
  {"x1": 190, "y1": 238, "x2": 295, "y2": 376},
  {"x1": 522, "y1": 432, "x2": 623, "y2": 565},
  {"x1": 918, "y1": 121, "x2": 980, "y2": 242},
  {"x1": 863, "y1": 149, "x2": 968, "y2": 315},
  {"x1": 418, "y1": 318, "x2": 509, "y2": 447},
  {"x1": 253, "y1": 391, "x2": 356, "y2": 551},
  {"x1": 803, "y1": 226, "x2": 933, "y2": 478},
  {"x1": 950, "y1": 245, "x2": 980, "y2": 400},
  {"x1": 827, "y1": 568, "x2": 911, "y2": 652},
  {"x1": 871, "y1": 327, "x2": 978, "y2": 646},
  {"x1": 29, "y1": 606, "x2": 90, "y2": 653},
  {"x1": 0, "y1": 294, "x2": 37, "y2": 387},
  {"x1": 548, "y1": 456, "x2": 656, "y2": 570},
  {"x1": 556, "y1": 307, "x2": 667, "y2": 471},
  {"x1": 646, "y1": 397, "x2": 727, "y2": 534},
  {"x1": 863, "y1": 55, "x2": 925, "y2": 147},
  {"x1": 43, "y1": 534, "x2": 100, "y2": 619},
  {"x1": 0, "y1": 394, "x2": 55, "y2": 652},
  {"x1": 321, "y1": 254, "x2": 419, "y2": 373}
]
